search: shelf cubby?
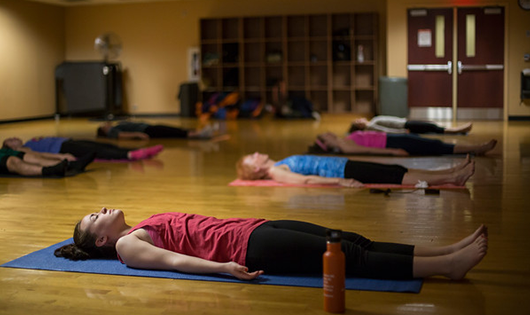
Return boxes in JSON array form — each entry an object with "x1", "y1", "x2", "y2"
[{"x1": 200, "y1": 13, "x2": 378, "y2": 114}]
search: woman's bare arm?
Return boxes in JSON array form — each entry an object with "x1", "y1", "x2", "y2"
[
  {"x1": 116, "y1": 233, "x2": 263, "y2": 280},
  {"x1": 17, "y1": 146, "x2": 76, "y2": 161},
  {"x1": 319, "y1": 132, "x2": 408, "y2": 156},
  {"x1": 268, "y1": 166, "x2": 363, "y2": 187}
]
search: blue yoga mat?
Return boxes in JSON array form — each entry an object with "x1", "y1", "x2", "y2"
[{"x1": 1, "y1": 239, "x2": 422, "y2": 293}]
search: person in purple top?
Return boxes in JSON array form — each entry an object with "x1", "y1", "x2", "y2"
[
  {"x1": 2, "y1": 137, "x2": 163, "y2": 161},
  {"x1": 236, "y1": 153, "x2": 475, "y2": 187}
]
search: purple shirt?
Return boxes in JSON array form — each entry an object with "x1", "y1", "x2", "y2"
[{"x1": 24, "y1": 137, "x2": 69, "y2": 153}]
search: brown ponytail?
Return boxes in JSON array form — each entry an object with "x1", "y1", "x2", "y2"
[
  {"x1": 96, "y1": 127, "x2": 108, "y2": 138},
  {"x1": 54, "y1": 221, "x2": 117, "y2": 260}
]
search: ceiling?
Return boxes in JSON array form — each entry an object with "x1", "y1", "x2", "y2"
[{"x1": 25, "y1": 0, "x2": 182, "y2": 6}]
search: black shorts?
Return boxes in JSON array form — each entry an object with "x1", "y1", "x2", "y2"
[
  {"x1": 246, "y1": 220, "x2": 414, "y2": 279},
  {"x1": 386, "y1": 134, "x2": 454, "y2": 155},
  {"x1": 344, "y1": 160, "x2": 408, "y2": 184},
  {"x1": 0, "y1": 151, "x2": 26, "y2": 175}
]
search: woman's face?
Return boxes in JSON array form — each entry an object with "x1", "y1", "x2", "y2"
[
  {"x1": 353, "y1": 118, "x2": 368, "y2": 129},
  {"x1": 80, "y1": 207, "x2": 125, "y2": 241},
  {"x1": 243, "y1": 152, "x2": 269, "y2": 168},
  {"x1": 3, "y1": 137, "x2": 23, "y2": 149},
  {"x1": 100, "y1": 123, "x2": 113, "y2": 133}
]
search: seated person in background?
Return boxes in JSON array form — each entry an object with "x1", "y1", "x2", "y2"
[
  {"x1": 237, "y1": 152, "x2": 475, "y2": 187},
  {"x1": 313, "y1": 131, "x2": 496, "y2": 156},
  {"x1": 0, "y1": 147, "x2": 93, "y2": 177},
  {"x1": 97, "y1": 121, "x2": 217, "y2": 140},
  {"x1": 3, "y1": 137, "x2": 163, "y2": 161},
  {"x1": 270, "y1": 79, "x2": 320, "y2": 120},
  {"x1": 55, "y1": 207, "x2": 488, "y2": 281},
  {"x1": 349, "y1": 116, "x2": 473, "y2": 134}
]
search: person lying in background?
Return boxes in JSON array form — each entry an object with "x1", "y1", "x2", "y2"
[
  {"x1": 55, "y1": 207, "x2": 488, "y2": 282},
  {"x1": 312, "y1": 131, "x2": 496, "y2": 156},
  {"x1": 3, "y1": 137, "x2": 163, "y2": 161},
  {"x1": 0, "y1": 147, "x2": 93, "y2": 177},
  {"x1": 237, "y1": 152, "x2": 475, "y2": 187},
  {"x1": 349, "y1": 116, "x2": 473, "y2": 134},
  {"x1": 97, "y1": 121, "x2": 217, "y2": 140}
]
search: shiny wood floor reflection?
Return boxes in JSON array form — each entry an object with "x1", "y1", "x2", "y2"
[{"x1": 1, "y1": 115, "x2": 529, "y2": 315}]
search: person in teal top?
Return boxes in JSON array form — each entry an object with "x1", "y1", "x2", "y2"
[
  {"x1": 0, "y1": 147, "x2": 93, "y2": 177},
  {"x1": 237, "y1": 153, "x2": 475, "y2": 187}
]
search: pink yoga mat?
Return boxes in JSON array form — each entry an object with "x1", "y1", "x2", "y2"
[{"x1": 228, "y1": 179, "x2": 466, "y2": 189}]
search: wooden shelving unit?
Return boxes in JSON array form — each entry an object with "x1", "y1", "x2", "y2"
[{"x1": 200, "y1": 13, "x2": 378, "y2": 114}]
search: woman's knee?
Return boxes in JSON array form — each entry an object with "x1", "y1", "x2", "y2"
[{"x1": 6, "y1": 156, "x2": 25, "y2": 171}]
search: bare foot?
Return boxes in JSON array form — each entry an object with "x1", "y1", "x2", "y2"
[
  {"x1": 447, "y1": 235, "x2": 488, "y2": 280},
  {"x1": 474, "y1": 139, "x2": 497, "y2": 156},
  {"x1": 460, "y1": 122, "x2": 473, "y2": 133},
  {"x1": 318, "y1": 132, "x2": 341, "y2": 148},
  {"x1": 452, "y1": 161, "x2": 475, "y2": 186},
  {"x1": 447, "y1": 224, "x2": 488, "y2": 253},
  {"x1": 446, "y1": 122, "x2": 473, "y2": 134},
  {"x1": 453, "y1": 154, "x2": 472, "y2": 172}
]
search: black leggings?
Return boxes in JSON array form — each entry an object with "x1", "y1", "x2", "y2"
[
  {"x1": 246, "y1": 221, "x2": 414, "y2": 279},
  {"x1": 404, "y1": 121, "x2": 445, "y2": 134},
  {"x1": 386, "y1": 134, "x2": 455, "y2": 155},
  {"x1": 60, "y1": 140, "x2": 129, "y2": 160},
  {"x1": 144, "y1": 125, "x2": 189, "y2": 138},
  {"x1": 344, "y1": 160, "x2": 408, "y2": 184}
]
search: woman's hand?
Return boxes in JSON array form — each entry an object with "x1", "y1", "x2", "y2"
[
  {"x1": 224, "y1": 262, "x2": 264, "y2": 280},
  {"x1": 391, "y1": 148, "x2": 410, "y2": 156},
  {"x1": 338, "y1": 178, "x2": 364, "y2": 188},
  {"x1": 60, "y1": 153, "x2": 77, "y2": 161},
  {"x1": 136, "y1": 132, "x2": 150, "y2": 140}
]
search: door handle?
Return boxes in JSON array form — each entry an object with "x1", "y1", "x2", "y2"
[
  {"x1": 407, "y1": 61, "x2": 452, "y2": 74},
  {"x1": 457, "y1": 61, "x2": 503, "y2": 74}
]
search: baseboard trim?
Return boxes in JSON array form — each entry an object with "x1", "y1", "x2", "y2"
[
  {"x1": 508, "y1": 116, "x2": 530, "y2": 121},
  {"x1": 0, "y1": 115, "x2": 55, "y2": 125}
]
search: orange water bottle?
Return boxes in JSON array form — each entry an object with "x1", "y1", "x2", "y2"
[{"x1": 323, "y1": 229, "x2": 345, "y2": 313}]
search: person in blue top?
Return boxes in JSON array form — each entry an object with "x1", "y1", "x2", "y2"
[
  {"x1": 236, "y1": 153, "x2": 475, "y2": 187},
  {"x1": 97, "y1": 121, "x2": 217, "y2": 140},
  {"x1": 3, "y1": 137, "x2": 163, "y2": 161}
]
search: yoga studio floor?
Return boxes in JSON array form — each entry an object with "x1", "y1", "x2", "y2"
[{"x1": 0, "y1": 115, "x2": 529, "y2": 315}]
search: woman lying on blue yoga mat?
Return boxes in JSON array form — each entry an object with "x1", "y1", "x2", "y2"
[
  {"x1": 54, "y1": 208, "x2": 488, "y2": 281},
  {"x1": 236, "y1": 153, "x2": 475, "y2": 187}
]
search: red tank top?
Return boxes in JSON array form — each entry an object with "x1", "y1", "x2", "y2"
[{"x1": 123, "y1": 213, "x2": 268, "y2": 265}]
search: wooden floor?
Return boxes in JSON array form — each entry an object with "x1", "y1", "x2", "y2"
[{"x1": 1, "y1": 115, "x2": 529, "y2": 315}]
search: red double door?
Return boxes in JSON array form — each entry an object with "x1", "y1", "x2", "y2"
[{"x1": 407, "y1": 7, "x2": 504, "y2": 119}]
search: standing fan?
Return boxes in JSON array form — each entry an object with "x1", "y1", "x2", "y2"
[{"x1": 94, "y1": 32, "x2": 122, "y2": 62}]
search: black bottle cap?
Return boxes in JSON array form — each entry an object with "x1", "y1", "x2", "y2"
[{"x1": 326, "y1": 229, "x2": 342, "y2": 243}]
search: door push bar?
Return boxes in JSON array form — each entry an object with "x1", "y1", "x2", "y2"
[
  {"x1": 407, "y1": 61, "x2": 452, "y2": 74},
  {"x1": 457, "y1": 61, "x2": 504, "y2": 74}
]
